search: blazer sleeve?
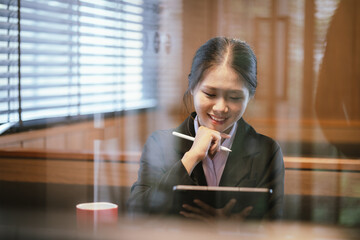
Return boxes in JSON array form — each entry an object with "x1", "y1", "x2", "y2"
[
  {"x1": 127, "y1": 130, "x2": 196, "y2": 215},
  {"x1": 259, "y1": 141, "x2": 285, "y2": 220}
]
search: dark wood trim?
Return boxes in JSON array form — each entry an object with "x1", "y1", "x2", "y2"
[{"x1": 0, "y1": 148, "x2": 141, "y2": 162}]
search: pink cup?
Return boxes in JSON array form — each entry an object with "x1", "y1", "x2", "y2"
[{"x1": 76, "y1": 202, "x2": 118, "y2": 230}]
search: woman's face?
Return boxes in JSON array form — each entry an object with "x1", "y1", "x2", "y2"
[{"x1": 192, "y1": 66, "x2": 250, "y2": 133}]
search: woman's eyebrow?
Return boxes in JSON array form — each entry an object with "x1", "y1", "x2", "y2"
[
  {"x1": 228, "y1": 90, "x2": 245, "y2": 95},
  {"x1": 201, "y1": 86, "x2": 217, "y2": 91},
  {"x1": 201, "y1": 85, "x2": 247, "y2": 96},
  {"x1": 202, "y1": 85, "x2": 243, "y2": 91}
]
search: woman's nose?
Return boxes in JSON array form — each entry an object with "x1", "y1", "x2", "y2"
[{"x1": 213, "y1": 98, "x2": 228, "y2": 113}]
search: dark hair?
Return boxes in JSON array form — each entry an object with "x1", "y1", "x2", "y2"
[{"x1": 183, "y1": 37, "x2": 257, "y2": 110}]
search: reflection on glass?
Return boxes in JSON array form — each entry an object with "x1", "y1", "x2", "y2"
[{"x1": 0, "y1": 0, "x2": 359, "y2": 238}]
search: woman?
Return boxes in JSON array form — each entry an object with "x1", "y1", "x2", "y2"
[{"x1": 127, "y1": 37, "x2": 284, "y2": 220}]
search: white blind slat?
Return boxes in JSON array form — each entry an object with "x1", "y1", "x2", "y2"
[{"x1": 0, "y1": 0, "x2": 159, "y2": 126}]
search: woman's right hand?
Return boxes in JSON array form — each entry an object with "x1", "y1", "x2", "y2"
[
  {"x1": 180, "y1": 198, "x2": 253, "y2": 224},
  {"x1": 181, "y1": 126, "x2": 230, "y2": 174}
]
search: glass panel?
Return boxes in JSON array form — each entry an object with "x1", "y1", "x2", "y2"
[{"x1": 0, "y1": 0, "x2": 359, "y2": 238}]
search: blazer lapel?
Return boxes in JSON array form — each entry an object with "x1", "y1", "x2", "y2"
[{"x1": 219, "y1": 118, "x2": 259, "y2": 187}]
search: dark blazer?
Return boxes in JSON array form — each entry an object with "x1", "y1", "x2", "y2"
[{"x1": 127, "y1": 113, "x2": 284, "y2": 219}]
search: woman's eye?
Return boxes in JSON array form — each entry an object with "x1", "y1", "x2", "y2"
[
  {"x1": 203, "y1": 92, "x2": 216, "y2": 98},
  {"x1": 230, "y1": 96, "x2": 242, "y2": 101}
]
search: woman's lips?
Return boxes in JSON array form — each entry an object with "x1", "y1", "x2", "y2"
[{"x1": 208, "y1": 114, "x2": 227, "y2": 124}]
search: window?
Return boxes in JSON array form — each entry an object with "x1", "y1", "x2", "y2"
[{"x1": 0, "y1": 0, "x2": 158, "y2": 133}]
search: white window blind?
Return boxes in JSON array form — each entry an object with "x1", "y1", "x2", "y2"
[{"x1": 0, "y1": 0, "x2": 158, "y2": 130}]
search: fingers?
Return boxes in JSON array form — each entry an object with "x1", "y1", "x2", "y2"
[
  {"x1": 179, "y1": 199, "x2": 218, "y2": 221},
  {"x1": 179, "y1": 210, "x2": 208, "y2": 222},
  {"x1": 203, "y1": 128, "x2": 223, "y2": 155},
  {"x1": 191, "y1": 127, "x2": 222, "y2": 158},
  {"x1": 230, "y1": 206, "x2": 253, "y2": 221},
  {"x1": 209, "y1": 139, "x2": 220, "y2": 155},
  {"x1": 181, "y1": 201, "x2": 213, "y2": 218},
  {"x1": 220, "y1": 132, "x2": 231, "y2": 139},
  {"x1": 223, "y1": 198, "x2": 237, "y2": 215},
  {"x1": 183, "y1": 199, "x2": 235, "y2": 219},
  {"x1": 180, "y1": 202, "x2": 254, "y2": 223},
  {"x1": 208, "y1": 130, "x2": 231, "y2": 154},
  {"x1": 240, "y1": 206, "x2": 253, "y2": 218},
  {"x1": 187, "y1": 126, "x2": 231, "y2": 170},
  {"x1": 193, "y1": 199, "x2": 216, "y2": 215}
]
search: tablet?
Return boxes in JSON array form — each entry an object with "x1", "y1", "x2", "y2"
[{"x1": 172, "y1": 185, "x2": 273, "y2": 219}]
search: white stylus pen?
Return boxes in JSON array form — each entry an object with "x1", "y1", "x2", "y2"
[{"x1": 172, "y1": 131, "x2": 232, "y2": 152}]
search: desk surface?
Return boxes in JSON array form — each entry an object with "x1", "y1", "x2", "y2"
[{"x1": 0, "y1": 208, "x2": 359, "y2": 240}]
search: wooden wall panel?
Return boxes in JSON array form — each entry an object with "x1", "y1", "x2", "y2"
[
  {"x1": 65, "y1": 132, "x2": 84, "y2": 151},
  {"x1": 285, "y1": 170, "x2": 360, "y2": 198},
  {"x1": 23, "y1": 138, "x2": 45, "y2": 149},
  {"x1": 46, "y1": 135, "x2": 66, "y2": 150},
  {"x1": 0, "y1": 158, "x2": 138, "y2": 187},
  {"x1": 0, "y1": 111, "x2": 158, "y2": 153}
]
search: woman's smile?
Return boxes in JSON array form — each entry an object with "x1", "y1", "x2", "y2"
[{"x1": 208, "y1": 114, "x2": 228, "y2": 124}]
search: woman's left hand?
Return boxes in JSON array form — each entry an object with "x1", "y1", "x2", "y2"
[{"x1": 179, "y1": 199, "x2": 253, "y2": 223}]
